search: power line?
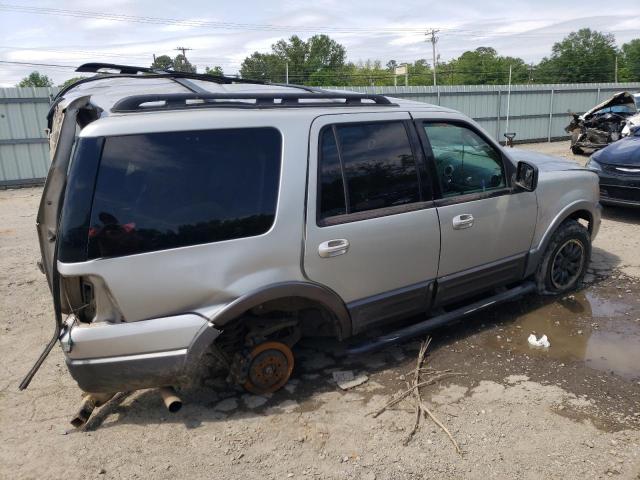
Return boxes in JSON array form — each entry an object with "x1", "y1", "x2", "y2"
[
  {"x1": 0, "y1": 60, "x2": 77, "y2": 70},
  {"x1": 0, "y1": 4, "x2": 437, "y2": 34},
  {"x1": 1, "y1": 3, "x2": 637, "y2": 39},
  {"x1": 174, "y1": 46, "x2": 192, "y2": 59}
]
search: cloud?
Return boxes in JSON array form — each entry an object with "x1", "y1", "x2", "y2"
[{"x1": 1, "y1": 0, "x2": 638, "y2": 86}]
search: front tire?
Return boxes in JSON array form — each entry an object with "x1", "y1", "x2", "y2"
[{"x1": 535, "y1": 219, "x2": 591, "y2": 295}]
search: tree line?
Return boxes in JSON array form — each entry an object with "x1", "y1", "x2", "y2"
[{"x1": 17, "y1": 28, "x2": 640, "y2": 88}]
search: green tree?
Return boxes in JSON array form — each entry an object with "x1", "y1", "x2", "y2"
[
  {"x1": 17, "y1": 71, "x2": 53, "y2": 87},
  {"x1": 445, "y1": 47, "x2": 528, "y2": 85},
  {"x1": 151, "y1": 54, "x2": 174, "y2": 70},
  {"x1": 342, "y1": 60, "x2": 394, "y2": 86},
  {"x1": 619, "y1": 38, "x2": 640, "y2": 81},
  {"x1": 59, "y1": 76, "x2": 87, "y2": 89},
  {"x1": 407, "y1": 59, "x2": 433, "y2": 85},
  {"x1": 173, "y1": 54, "x2": 196, "y2": 73},
  {"x1": 535, "y1": 29, "x2": 617, "y2": 83},
  {"x1": 240, "y1": 52, "x2": 286, "y2": 82},
  {"x1": 204, "y1": 66, "x2": 224, "y2": 76},
  {"x1": 240, "y1": 34, "x2": 346, "y2": 84}
]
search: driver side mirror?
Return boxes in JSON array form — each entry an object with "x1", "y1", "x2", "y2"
[{"x1": 515, "y1": 161, "x2": 538, "y2": 192}]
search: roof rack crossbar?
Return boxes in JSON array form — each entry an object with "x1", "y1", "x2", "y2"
[
  {"x1": 76, "y1": 63, "x2": 156, "y2": 75},
  {"x1": 112, "y1": 92, "x2": 395, "y2": 112},
  {"x1": 74, "y1": 62, "x2": 266, "y2": 86}
]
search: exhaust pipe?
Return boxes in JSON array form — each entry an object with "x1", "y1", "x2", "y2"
[
  {"x1": 70, "y1": 392, "x2": 115, "y2": 428},
  {"x1": 159, "y1": 387, "x2": 182, "y2": 413}
]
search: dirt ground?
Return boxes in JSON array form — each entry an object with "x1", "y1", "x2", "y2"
[{"x1": 1, "y1": 140, "x2": 639, "y2": 480}]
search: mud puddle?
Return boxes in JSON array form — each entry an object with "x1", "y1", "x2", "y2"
[{"x1": 482, "y1": 285, "x2": 640, "y2": 380}]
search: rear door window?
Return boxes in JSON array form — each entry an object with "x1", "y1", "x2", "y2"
[
  {"x1": 88, "y1": 127, "x2": 281, "y2": 259},
  {"x1": 317, "y1": 121, "x2": 424, "y2": 224}
]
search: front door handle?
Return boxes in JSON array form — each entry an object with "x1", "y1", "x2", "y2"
[
  {"x1": 452, "y1": 214, "x2": 474, "y2": 230},
  {"x1": 318, "y1": 239, "x2": 350, "y2": 258}
]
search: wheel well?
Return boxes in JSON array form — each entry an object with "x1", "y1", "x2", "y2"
[
  {"x1": 567, "y1": 209, "x2": 593, "y2": 234},
  {"x1": 213, "y1": 296, "x2": 345, "y2": 357}
]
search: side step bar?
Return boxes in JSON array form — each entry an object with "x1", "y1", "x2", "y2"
[{"x1": 346, "y1": 281, "x2": 536, "y2": 355}]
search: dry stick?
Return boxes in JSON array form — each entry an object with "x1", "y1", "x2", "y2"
[
  {"x1": 369, "y1": 372, "x2": 463, "y2": 418},
  {"x1": 420, "y1": 402, "x2": 462, "y2": 455},
  {"x1": 403, "y1": 339, "x2": 430, "y2": 445},
  {"x1": 369, "y1": 337, "x2": 463, "y2": 454}
]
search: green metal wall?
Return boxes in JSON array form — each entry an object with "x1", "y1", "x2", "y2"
[{"x1": 1, "y1": 83, "x2": 639, "y2": 186}]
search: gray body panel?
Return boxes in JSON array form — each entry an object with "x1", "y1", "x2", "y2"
[
  {"x1": 36, "y1": 76, "x2": 601, "y2": 393},
  {"x1": 303, "y1": 112, "x2": 441, "y2": 333}
]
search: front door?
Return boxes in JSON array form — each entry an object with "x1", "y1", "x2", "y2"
[
  {"x1": 415, "y1": 117, "x2": 538, "y2": 305},
  {"x1": 304, "y1": 112, "x2": 441, "y2": 333}
]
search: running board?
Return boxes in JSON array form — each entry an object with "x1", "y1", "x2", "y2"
[{"x1": 346, "y1": 281, "x2": 536, "y2": 355}]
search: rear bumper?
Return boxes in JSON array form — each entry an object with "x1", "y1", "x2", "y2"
[{"x1": 61, "y1": 314, "x2": 221, "y2": 393}]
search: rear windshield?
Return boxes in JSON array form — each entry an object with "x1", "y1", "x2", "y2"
[{"x1": 87, "y1": 127, "x2": 281, "y2": 259}]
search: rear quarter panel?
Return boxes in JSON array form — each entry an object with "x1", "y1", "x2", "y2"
[{"x1": 57, "y1": 110, "x2": 312, "y2": 322}]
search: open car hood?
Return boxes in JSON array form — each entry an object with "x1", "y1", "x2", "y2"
[{"x1": 579, "y1": 91, "x2": 637, "y2": 121}]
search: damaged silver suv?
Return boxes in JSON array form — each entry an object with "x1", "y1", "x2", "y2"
[{"x1": 22, "y1": 63, "x2": 601, "y2": 410}]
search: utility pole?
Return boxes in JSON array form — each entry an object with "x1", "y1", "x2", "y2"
[
  {"x1": 614, "y1": 55, "x2": 618, "y2": 83},
  {"x1": 175, "y1": 46, "x2": 192, "y2": 60},
  {"x1": 426, "y1": 29, "x2": 440, "y2": 86},
  {"x1": 285, "y1": 62, "x2": 289, "y2": 84}
]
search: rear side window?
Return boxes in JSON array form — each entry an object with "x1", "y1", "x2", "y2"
[
  {"x1": 318, "y1": 121, "x2": 423, "y2": 224},
  {"x1": 88, "y1": 128, "x2": 281, "y2": 259}
]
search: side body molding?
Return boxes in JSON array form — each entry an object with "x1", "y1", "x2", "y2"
[{"x1": 208, "y1": 281, "x2": 353, "y2": 340}]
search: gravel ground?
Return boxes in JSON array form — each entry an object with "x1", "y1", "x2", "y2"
[{"x1": 1, "y1": 141, "x2": 639, "y2": 480}]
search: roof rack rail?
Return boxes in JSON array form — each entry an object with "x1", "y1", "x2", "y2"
[
  {"x1": 76, "y1": 63, "x2": 156, "y2": 74},
  {"x1": 111, "y1": 92, "x2": 396, "y2": 113}
]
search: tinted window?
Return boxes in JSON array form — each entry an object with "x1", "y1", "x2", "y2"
[
  {"x1": 337, "y1": 122, "x2": 420, "y2": 213},
  {"x1": 318, "y1": 128, "x2": 347, "y2": 218},
  {"x1": 424, "y1": 123, "x2": 505, "y2": 197},
  {"x1": 88, "y1": 128, "x2": 281, "y2": 258},
  {"x1": 318, "y1": 121, "x2": 421, "y2": 221}
]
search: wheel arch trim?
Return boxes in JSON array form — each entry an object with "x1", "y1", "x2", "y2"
[
  {"x1": 208, "y1": 281, "x2": 352, "y2": 340},
  {"x1": 525, "y1": 200, "x2": 597, "y2": 278}
]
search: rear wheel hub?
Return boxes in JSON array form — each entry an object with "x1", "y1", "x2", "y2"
[{"x1": 243, "y1": 341, "x2": 294, "y2": 395}]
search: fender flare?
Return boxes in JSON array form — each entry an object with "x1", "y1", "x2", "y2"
[
  {"x1": 209, "y1": 281, "x2": 352, "y2": 340},
  {"x1": 525, "y1": 200, "x2": 597, "y2": 277}
]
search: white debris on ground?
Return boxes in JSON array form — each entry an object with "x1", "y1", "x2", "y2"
[
  {"x1": 528, "y1": 334, "x2": 551, "y2": 348},
  {"x1": 332, "y1": 370, "x2": 369, "y2": 390}
]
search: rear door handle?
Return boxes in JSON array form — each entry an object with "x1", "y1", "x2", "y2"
[
  {"x1": 452, "y1": 214, "x2": 474, "y2": 230},
  {"x1": 318, "y1": 239, "x2": 350, "y2": 258}
]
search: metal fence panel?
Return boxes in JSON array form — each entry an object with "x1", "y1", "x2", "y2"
[
  {"x1": 0, "y1": 87, "x2": 58, "y2": 186},
  {"x1": 1, "y1": 83, "x2": 640, "y2": 186},
  {"x1": 328, "y1": 82, "x2": 640, "y2": 143}
]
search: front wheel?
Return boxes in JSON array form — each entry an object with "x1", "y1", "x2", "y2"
[{"x1": 535, "y1": 219, "x2": 591, "y2": 295}]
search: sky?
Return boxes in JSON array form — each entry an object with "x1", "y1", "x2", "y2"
[{"x1": 0, "y1": 0, "x2": 639, "y2": 87}]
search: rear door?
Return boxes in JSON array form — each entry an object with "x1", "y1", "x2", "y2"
[
  {"x1": 304, "y1": 112, "x2": 441, "y2": 333},
  {"x1": 414, "y1": 117, "x2": 537, "y2": 305},
  {"x1": 36, "y1": 96, "x2": 90, "y2": 291}
]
